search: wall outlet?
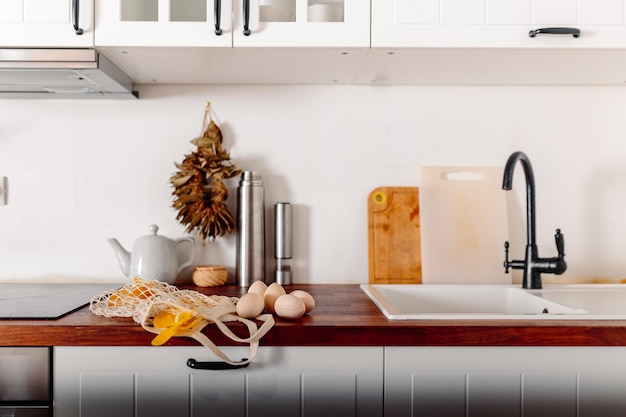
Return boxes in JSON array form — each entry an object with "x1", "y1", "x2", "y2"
[{"x1": 0, "y1": 176, "x2": 7, "y2": 205}]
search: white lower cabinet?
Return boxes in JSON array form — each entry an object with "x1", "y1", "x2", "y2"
[
  {"x1": 54, "y1": 345, "x2": 626, "y2": 416},
  {"x1": 53, "y1": 346, "x2": 383, "y2": 417},
  {"x1": 385, "y1": 347, "x2": 626, "y2": 417}
]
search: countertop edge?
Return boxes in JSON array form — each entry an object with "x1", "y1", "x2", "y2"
[{"x1": 1, "y1": 284, "x2": 626, "y2": 347}]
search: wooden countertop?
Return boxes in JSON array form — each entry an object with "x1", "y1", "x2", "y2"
[{"x1": 2, "y1": 284, "x2": 626, "y2": 347}]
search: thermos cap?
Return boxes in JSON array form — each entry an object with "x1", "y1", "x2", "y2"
[{"x1": 240, "y1": 171, "x2": 263, "y2": 186}]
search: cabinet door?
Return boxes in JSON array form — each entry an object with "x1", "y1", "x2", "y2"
[
  {"x1": 385, "y1": 346, "x2": 626, "y2": 417},
  {"x1": 371, "y1": 0, "x2": 626, "y2": 48},
  {"x1": 95, "y1": 0, "x2": 232, "y2": 47},
  {"x1": 232, "y1": 0, "x2": 369, "y2": 47},
  {"x1": 54, "y1": 346, "x2": 383, "y2": 417},
  {"x1": 0, "y1": 0, "x2": 93, "y2": 47}
]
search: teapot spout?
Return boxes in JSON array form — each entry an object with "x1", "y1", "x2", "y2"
[{"x1": 107, "y1": 238, "x2": 131, "y2": 277}]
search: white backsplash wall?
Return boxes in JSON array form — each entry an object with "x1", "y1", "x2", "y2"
[{"x1": 1, "y1": 84, "x2": 626, "y2": 284}]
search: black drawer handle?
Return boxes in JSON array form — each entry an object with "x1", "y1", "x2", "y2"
[
  {"x1": 529, "y1": 27, "x2": 580, "y2": 38},
  {"x1": 214, "y1": 0, "x2": 222, "y2": 35},
  {"x1": 72, "y1": 0, "x2": 83, "y2": 35},
  {"x1": 243, "y1": 0, "x2": 251, "y2": 36},
  {"x1": 187, "y1": 358, "x2": 250, "y2": 370}
]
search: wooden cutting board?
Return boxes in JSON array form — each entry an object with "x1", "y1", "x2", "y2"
[
  {"x1": 367, "y1": 187, "x2": 422, "y2": 284},
  {"x1": 419, "y1": 166, "x2": 510, "y2": 284}
]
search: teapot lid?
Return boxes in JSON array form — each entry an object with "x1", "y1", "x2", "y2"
[
  {"x1": 148, "y1": 224, "x2": 159, "y2": 236},
  {"x1": 137, "y1": 224, "x2": 169, "y2": 243}
]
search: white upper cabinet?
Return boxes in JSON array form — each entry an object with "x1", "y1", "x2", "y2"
[
  {"x1": 0, "y1": 0, "x2": 94, "y2": 47},
  {"x1": 93, "y1": 0, "x2": 370, "y2": 84},
  {"x1": 233, "y1": 0, "x2": 370, "y2": 47},
  {"x1": 96, "y1": 0, "x2": 369, "y2": 48},
  {"x1": 95, "y1": 0, "x2": 233, "y2": 47},
  {"x1": 372, "y1": 0, "x2": 626, "y2": 48},
  {"x1": 359, "y1": 0, "x2": 626, "y2": 85}
]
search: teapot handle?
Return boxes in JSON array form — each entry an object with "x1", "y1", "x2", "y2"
[{"x1": 174, "y1": 237, "x2": 196, "y2": 274}]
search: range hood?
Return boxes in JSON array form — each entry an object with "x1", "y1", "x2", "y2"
[{"x1": 0, "y1": 49, "x2": 137, "y2": 99}]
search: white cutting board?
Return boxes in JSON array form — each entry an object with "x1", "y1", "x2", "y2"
[{"x1": 419, "y1": 166, "x2": 511, "y2": 284}]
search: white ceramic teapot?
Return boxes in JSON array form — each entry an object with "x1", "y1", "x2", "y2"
[{"x1": 107, "y1": 224, "x2": 195, "y2": 284}]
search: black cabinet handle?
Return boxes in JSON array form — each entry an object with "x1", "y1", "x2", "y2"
[
  {"x1": 214, "y1": 0, "x2": 222, "y2": 35},
  {"x1": 529, "y1": 27, "x2": 580, "y2": 38},
  {"x1": 243, "y1": 0, "x2": 251, "y2": 36},
  {"x1": 187, "y1": 358, "x2": 250, "y2": 370},
  {"x1": 72, "y1": 0, "x2": 83, "y2": 35}
]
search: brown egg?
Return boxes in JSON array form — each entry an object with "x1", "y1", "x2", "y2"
[
  {"x1": 263, "y1": 282, "x2": 286, "y2": 314},
  {"x1": 247, "y1": 280, "x2": 268, "y2": 297},
  {"x1": 290, "y1": 290, "x2": 315, "y2": 314},
  {"x1": 236, "y1": 292, "x2": 265, "y2": 319},
  {"x1": 274, "y1": 294, "x2": 306, "y2": 319}
]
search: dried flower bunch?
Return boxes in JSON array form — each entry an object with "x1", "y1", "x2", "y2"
[{"x1": 170, "y1": 102, "x2": 241, "y2": 242}]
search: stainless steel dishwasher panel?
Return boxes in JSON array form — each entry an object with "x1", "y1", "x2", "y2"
[
  {"x1": 0, "y1": 347, "x2": 50, "y2": 403},
  {"x1": 0, "y1": 347, "x2": 52, "y2": 417}
]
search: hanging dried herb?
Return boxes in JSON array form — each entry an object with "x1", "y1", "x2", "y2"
[{"x1": 170, "y1": 102, "x2": 241, "y2": 242}]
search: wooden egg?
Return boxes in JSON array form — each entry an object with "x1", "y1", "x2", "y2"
[
  {"x1": 274, "y1": 294, "x2": 306, "y2": 320},
  {"x1": 290, "y1": 290, "x2": 315, "y2": 314},
  {"x1": 263, "y1": 282, "x2": 286, "y2": 314},
  {"x1": 236, "y1": 293, "x2": 265, "y2": 319},
  {"x1": 248, "y1": 280, "x2": 268, "y2": 297}
]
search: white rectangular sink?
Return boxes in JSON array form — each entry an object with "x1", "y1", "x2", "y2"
[
  {"x1": 529, "y1": 285, "x2": 626, "y2": 317},
  {"x1": 360, "y1": 284, "x2": 601, "y2": 320}
]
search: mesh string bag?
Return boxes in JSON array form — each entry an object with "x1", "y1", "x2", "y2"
[{"x1": 90, "y1": 277, "x2": 274, "y2": 366}]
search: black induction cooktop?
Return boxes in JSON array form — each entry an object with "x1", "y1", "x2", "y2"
[{"x1": 0, "y1": 283, "x2": 122, "y2": 320}]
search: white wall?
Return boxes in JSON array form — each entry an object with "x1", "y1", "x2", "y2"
[{"x1": 1, "y1": 84, "x2": 626, "y2": 284}]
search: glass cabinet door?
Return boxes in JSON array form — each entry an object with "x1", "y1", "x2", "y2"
[
  {"x1": 95, "y1": 0, "x2": 232, "y2": 47},
  {"x1": 233, "y1": 0, "x2": 369, "y2": 47}
]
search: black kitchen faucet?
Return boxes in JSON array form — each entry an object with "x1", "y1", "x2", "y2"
[{"x1": 502, "y1": 151, "x2": 567, "y2": 289}]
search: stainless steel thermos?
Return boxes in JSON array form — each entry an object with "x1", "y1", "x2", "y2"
[
  {"x1": 274, "y1": 202, "x2": 293, "y2": 285},
  {"x1": 236, "y1": 171, "x2": 266, "y2": 287}
]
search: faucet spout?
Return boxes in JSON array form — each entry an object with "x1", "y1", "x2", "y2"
[
  {"x1": 502, "y1": 151, "x2": 567, "y2": 289},
  {"x1": 502, "y1": 151, "x2": 536, "y2": 247}
]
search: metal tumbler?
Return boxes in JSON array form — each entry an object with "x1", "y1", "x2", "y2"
[{"x1": 235, "y1": 171, "x2": 266, "y2": 287}]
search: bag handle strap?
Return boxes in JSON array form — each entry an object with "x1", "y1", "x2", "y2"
[{"x1": 168, "y1": 313, "x2": 275, "y2": 367}]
